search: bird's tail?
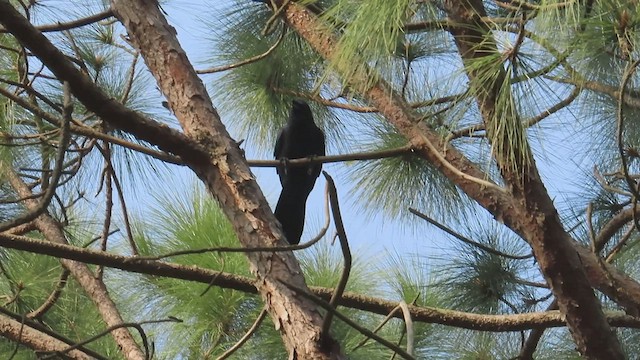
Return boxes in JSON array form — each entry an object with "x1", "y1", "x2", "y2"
[{"x1": 274, "y1": 187, "x2": 309, "y2": 245}]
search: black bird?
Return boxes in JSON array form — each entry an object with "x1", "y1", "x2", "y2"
[{"x1": 274, "y1": 100, "x2": 326, "y2": 244}]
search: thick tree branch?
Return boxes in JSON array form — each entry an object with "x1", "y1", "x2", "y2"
[
  {"x1": 0, "y1": 313, "x2": 95, "y2": 360},
  {"x1": 2, "y1": 232, "x2": 640, "y2": 333},
  {"x1": 276, "y1": 1, "x2": 630, "y2": 357},
  {"x1": 281, "y1": 1, "x2": 640, "y2": 319},
  {"x1": 442, "y1": 2, "x2": 621, "y2": 357},
  {"x1": 0, "y1": 2, "x2": 207, "y2": 164},
  {"x1": 3, "y1": 169, "x2": 146, "y2": 359},
  {"x1": 106, "y1": 0, "x2": 341, "y2": 358},
  {"x1": 0, "y1": 2, "x2": 341, "y2": 357}
]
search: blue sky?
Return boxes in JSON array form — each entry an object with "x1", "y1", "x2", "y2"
[{"x1": 151, "y1": 0, "x2": 593, "y2": 267}]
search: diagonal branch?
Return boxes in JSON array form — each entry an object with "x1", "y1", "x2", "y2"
[
  {"x1": 3, "y1": 168, "x2": 146, "y2": 359},
  {"x1": 0, "y1": 313, "x2": 97, "y2": 360},
  {"x1": 276, "y1": 0, "x2": 628, "y2": 357},
  {"x1": 106, "y1": 0, "x2": 341, "y2": 357},
  {"x1": 274, "y1": 1, "x2": 640, "y2": 321},
  {"x1": 443, "y1": 2, "x2": 622, "y2": 356}
]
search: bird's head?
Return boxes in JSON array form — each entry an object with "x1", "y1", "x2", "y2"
[{"x1": 290, "y1": 99, "x2": 314, "y2": 123}]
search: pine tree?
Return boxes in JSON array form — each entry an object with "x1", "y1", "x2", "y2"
[{"x1": 0, "y1": 0, "x2": 639, "y2": 358}]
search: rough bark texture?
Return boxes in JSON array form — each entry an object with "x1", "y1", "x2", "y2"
[
  {"x1": 4, "y1": 170, "x2": 146, "y2": 359},
  {"x1": 0, "y1": 314, "x2": 93, "y2": 360},
  {"x1": 279, "y1": 1, "x2": 626, "y2": 357},
  {"x1": 0, "y1": 2, "x2": 343, "y2": 358},
  {"x1": 442, "y1": 1, "x2": 622, "y2": 357},
  {"x1": 272, "y1": 0, "x2": 640, "y2": 316},
  {"x1": 107, "y1": 1, "x2": 341, "y2": 358}
]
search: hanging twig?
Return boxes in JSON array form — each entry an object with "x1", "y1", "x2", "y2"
[
  {"x1": 616, "y1": 59, "x2": 640, "y2": 236},
  {"x1": 321, "y1": 172, "x2": 352, "y2": 341},
  {"x1": 398, "y1": 301, "x2": 414, "y2": 357},
  {"x1": 518, "y1": 299, "x2": 558, "y2": 360},
  {"x1": 96, "y1": 142, "x2": 113, "y2": 280},
  {"x1": 94, "y1": 142, "x2": 139, "y2": 255}
]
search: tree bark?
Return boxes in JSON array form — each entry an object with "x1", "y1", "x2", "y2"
[
  {"x1": 0, "y1": 314, "x2": 94, "y2": 360},
  {"x1": 104, "y1": 1, "x2": 341, "y2": 358},
  {"x1": 4, "y1": 170, "x2": 146, "y2": 359},
  {"x1": 442, "y1": 1, "x2": 622, "y2": 357},
  {"x1": 276, "y1": 0, "x2": 625, "y2": 357},
  {"x1": 0, "y1": 2, "x2": 344, "y2": 358}
]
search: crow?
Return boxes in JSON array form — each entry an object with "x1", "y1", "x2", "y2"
[{"x1": 274, "y1": 100, "x2": 325, "y2": 244}]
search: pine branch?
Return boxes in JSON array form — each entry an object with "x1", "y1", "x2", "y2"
[
  {"x1": 1, "y1": 232, "x2": 640, "y2": 332},
  {"x1": 2, "y1": 167, "x2": 146, "y2": 359}
]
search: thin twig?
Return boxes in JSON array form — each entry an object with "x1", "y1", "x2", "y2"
[
  {"x1": 587, "y1": 203, "x2": 596, "y2": 253},
  {"x1": 138, "y1": 179, "x2": 332, "y2": 260},
  {"x1": 409, "y1": 208, "x2": 532, "y2": 260},
  {"x1": 352, "y1": 305, "x2": 402, "y2": 351},
  {"x1": 97, "y1": 141, "x2": 114, "y2": 279},
  {"x1": 215, "y1": 307, "x2": 268, "y2": 360},
  {"x1": 247, "y1": 144, "x2": 414, "y2": 167},
  {"x1": 321, "y1": 172, "x2": 352, "y2": 340},
  {"x1": 0, "y1": 86, "x2": 184, "y2": 165},
  {"x1": 275, "y1": 88, "x2": 464, "y2": 113},
  {"x1": 0, "y1": 9, "x2": 114, "y2": 33},
  {"x1": 518, "y1": 300, "x2": 558, "y2": 360},
  {"x1": 617, "y1": 59, "x2": 640, "y2": 236},
  {"x1": 0, "y1": 82, "x2": 71, "y2": 232},
  {"x1": 605, "y1": 224, "x2": 635, "y2": 262},
  {"x1": 27, "y1": 269, "x2": 70, "y2": 320},
  {"x1": 94, "y1": 141, "x2": 138, "y2": 254},
  {"x1": 197, "y1": 23, "x2": 286, "y2": 74}
]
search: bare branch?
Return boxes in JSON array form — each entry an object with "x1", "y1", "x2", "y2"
[
  {"x1": 2, "y1": 232, "x2": 640, "y2": 332},
  {"x1": 216, "y1": 308, "x2": 268, "y2": 360},
  {"x1": 247, "y1": 144, "x2": 414, "y2": 167},
  {"x1": 398, "y1": 301, "x2": 414, "y2": 357},
  {"x1": 197, "y1": 23, "x2": 286, "y2": 74},
  {"x1": 321, "y1": 172, "x2": 352, "y2": 341},
  {"x1": 409, "y1": 208, "x2": 532, "y2": 260},
  {"x1": 0, "y1": 9, "x2": 113, "y2": 33}
]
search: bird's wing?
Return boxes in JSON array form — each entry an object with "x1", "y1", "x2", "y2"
[{"x1": 274, "y1": 126, "x2": 286, "y2": 159}]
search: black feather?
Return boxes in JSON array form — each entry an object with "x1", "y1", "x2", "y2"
[{"x1": 273, "y1": 100, "x2": 325, "y2": 244}]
